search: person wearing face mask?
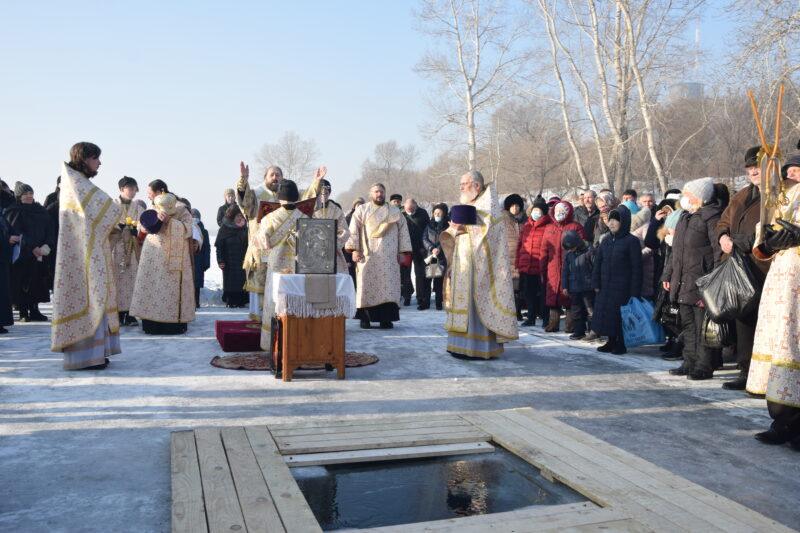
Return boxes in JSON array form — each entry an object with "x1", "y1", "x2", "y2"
[
  {"x1": 503, "y1": 194, "x2": 527, "y2": 320},
  {"x1": 644, "y1": 194, "x2": 684, "y2": 360},
  {"x1": 215, "y1": 205, "x2": 249, "y2": 308},
  {"x1": 661, "y1": 177, "x2": 724, "y2": 380},
  {"x1": 423, "y1": 203, "x2": 450, "y2": 310},
  {"x1": 109, "y1": 177, "x2": 145, "y2": 325},
  {"x1": 591, "y1": 205, "x2": 643, "y2": 354},
  {"x1": 516, "y1": 195, "x2": 552, "y2": 327},
  {"x1": 541, "y1": 200, "x2": 586, "y2": 332}
]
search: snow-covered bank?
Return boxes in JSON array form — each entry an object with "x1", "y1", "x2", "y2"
[{"x1": 1, "y1": 302, "x2": 798, "y2": 531}]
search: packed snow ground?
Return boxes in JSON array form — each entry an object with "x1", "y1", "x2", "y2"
[{"x1": 1, "y1": 294, "x2": 798, "y2": 532}]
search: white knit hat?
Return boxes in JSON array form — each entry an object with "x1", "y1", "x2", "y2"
[{"x1": 682, "y1": 177, "x2": 715, "y2": 203}]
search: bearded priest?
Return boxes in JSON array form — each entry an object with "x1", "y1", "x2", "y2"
[
  {"x1": 439, "y1": 170, "x2": 519, "y2": 359},
  {"x1": 345, "y1": 183, "x2": 412, "y2": 329},
  {"x1": 235, "y1": 163, "x2": 325, "y2": 320}
]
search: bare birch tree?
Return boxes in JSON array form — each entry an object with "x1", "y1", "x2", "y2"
[
  {"x1": 532, "y1": 0, "x2": 704, "y2": 193},
  {"x1": 255, "y1": 131, "x2": 320, "y2": 187},
  {"x1": 415, "y1": 0, "x2": 530, "y2": 170},
  {"x1": 728, "y1": 0, "x2": 800, "y2": 142}
]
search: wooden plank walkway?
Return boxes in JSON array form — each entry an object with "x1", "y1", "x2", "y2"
[{"x1": 171, "y1": 409, "x2": 797, "y2": 533}]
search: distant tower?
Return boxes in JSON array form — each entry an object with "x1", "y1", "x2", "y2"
[
  {"x1": 694, "y1": 20, "x2": 701, "y2": 80},
  {"x1": 668, "y1": 18, "x2": 704, "y2": 103}
]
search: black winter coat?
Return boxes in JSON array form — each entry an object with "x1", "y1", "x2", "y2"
[
  {"x1": 591, "y1": 206, "x2": 643, "y2": 336},
  {"x1": 574, "y1": 205, "x2": 599, "y2": 243},
  {"x1": 423, "y1": 219, "x2": 449, "y2": 269},
  {"x1": 403, "y1": 209, "x2": 430, "y2": 256},
  {"x1": 215, "y1": 221, "x2": 248, "y2": 293},
  {"x1": 217, "y1": 202, "x2": 235, "y2": 227},
  {"x1": 195, "y1": 222, "x2": 211, "y2": 290},
  {"x1": 561, "y1": 246, "x2": 594, "y2": 293},
  {"x1": 661, "y1": 203, "x2": 723, "y2": 306},
  {"x1": 0, "y1": 215, "x2": 13, "y2": 326},
  {"x1": 4, "y1": 201, "x2": 54, "y2": 304}
]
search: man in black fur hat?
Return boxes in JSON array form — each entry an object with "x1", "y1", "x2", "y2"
[{"x1": 716, "y1": 146, "x2": 772, "y2": 391}]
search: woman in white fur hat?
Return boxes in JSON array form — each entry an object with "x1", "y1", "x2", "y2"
[{"x1": 661, "y1": 177, "x2": 725, "y2": 381}]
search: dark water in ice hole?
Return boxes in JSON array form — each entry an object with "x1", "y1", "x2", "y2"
[{"x1": 291, "y1": 448, "x2": 587, "y2": 530}]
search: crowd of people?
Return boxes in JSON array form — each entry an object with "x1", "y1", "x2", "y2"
[{"x1": 0, "y1": 141, "x2": 798, "y2": 450}]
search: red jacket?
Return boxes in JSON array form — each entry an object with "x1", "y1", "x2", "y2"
[
  {"x1": 516, "y1": 214, "x2": 552, "y2": 275},
  {"x1": 541, "y1": 202, "x2": 586, "y2": 306}
]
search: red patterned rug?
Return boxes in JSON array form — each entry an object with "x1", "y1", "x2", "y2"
[{"x1": 210, "y1": 352, "x2": 379, "y2": 371}]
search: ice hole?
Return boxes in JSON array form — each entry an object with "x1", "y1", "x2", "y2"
[{"x1": 290, "y1": 446, "x2": 588, "y2": 530}]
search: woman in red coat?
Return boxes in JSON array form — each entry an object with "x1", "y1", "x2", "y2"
[
  {"x1": 516, "y1": 196, "x2": 551, "y2": 327},
  {"x1": 541, "y1": 201, "x2": 586, "y2": 332}
]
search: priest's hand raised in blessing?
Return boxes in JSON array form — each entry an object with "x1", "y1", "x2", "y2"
[
  {"x1": 313, "y1": 167, "x2": 327, "y2": 182},
  {"x1": 238, "y1": 162, "x2": 249, "y2": 190}
]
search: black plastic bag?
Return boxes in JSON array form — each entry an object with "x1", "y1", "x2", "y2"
[
  {"x1": 695, "y1": 249, "x2": 759, "y2": 322},
  {"x1": 700, "y1": 313, "x2": 733, "y2": 349},
  {"x1": 653, "y1": 289, "x2": 681, "y2": 334}
]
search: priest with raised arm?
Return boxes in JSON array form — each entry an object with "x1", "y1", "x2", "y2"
[{"x1": 235, "y1": 162, "x2": 325, "y2": 320}]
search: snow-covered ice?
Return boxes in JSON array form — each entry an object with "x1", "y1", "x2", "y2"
[{"x1": 1, "y1": 299, "x2": 798, "y2": 531}]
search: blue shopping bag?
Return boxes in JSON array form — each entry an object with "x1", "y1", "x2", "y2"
[{"x1": 620, "y1": 297, "x2": 665, "y2": 348}]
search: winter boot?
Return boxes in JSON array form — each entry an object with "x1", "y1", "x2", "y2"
[
  {"x1": 28, "y1": 304, "x2": 48, "y2": 322},
  {"x1": 564, "y1": 310, "x2": 574, "y2": 333},
  {"x1": 597, "y1": 336, "x2": 616, "y2": 353},
  {"x1": 544, "y1": 309, "x2": 560, "y2": 332},
  {"x1": 611, "y1": 337, "x2": 627, "y2": 355}
]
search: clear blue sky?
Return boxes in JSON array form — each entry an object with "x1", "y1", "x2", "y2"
[{"x1": 0, "y1": 1, "x2": 734, "y2": 226}]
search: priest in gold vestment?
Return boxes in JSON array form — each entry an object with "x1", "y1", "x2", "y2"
[
  {"x1": 129, "y1": 181, "x2": 196, "y2": 334},
  {"x1": 235, "y1": 162, "x2": 325, "y2": 319},
  {"x1": 52, "y1": 143, "x2": 122, "y2": 370},
  {"x1": 345, "y1": 183, "x2": 412, "y2": 329},
  {"x1": 110, "y1": 176, "x2": 144, "y2": 326},
  {"x1": 254, "y1": 180, "x2": 308, "y2": 351},
  {"x1": 440, "y1": 170, "x2": 518, "y2": 359},
  {"x1": 747, "y1": 156, "x2": 800, "y2": 449},
  {"x1": 313, "y1": 179, "x2": 350, "y2": 274}
]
